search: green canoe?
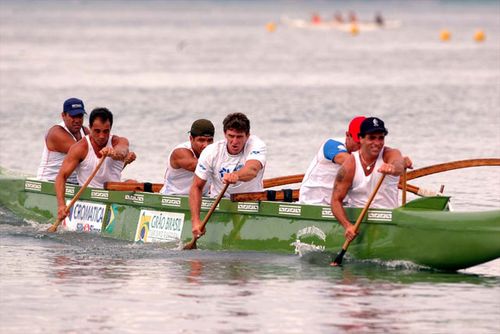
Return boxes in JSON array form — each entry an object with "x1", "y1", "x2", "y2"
[{"x1": 1, "y1": 175, "x2": 499, "y2": 271}]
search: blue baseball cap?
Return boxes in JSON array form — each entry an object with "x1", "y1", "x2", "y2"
[{"x1": 63, "y1": 98, "x2": 86, "y2": 116}]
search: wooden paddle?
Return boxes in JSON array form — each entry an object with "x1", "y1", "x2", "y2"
[
  {"x1": 261, "y1": 158, "x2": 500, "y2": 189},
  {"x1": 330, "y1": 174, "x2": 386, "y2": 267},
  {"x1": 47, "y1": 156, "x2": 106, "y2": 233},
  {"x1": 183, "y1": 183, "x2": 230, "y2": 250}
]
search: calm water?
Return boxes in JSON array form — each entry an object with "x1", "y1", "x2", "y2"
[{"x1": 1, "y1": 0, "x2": 499, "y2": 333}]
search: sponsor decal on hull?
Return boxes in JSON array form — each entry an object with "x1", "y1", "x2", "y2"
[
  {"x1": 135, "y1": 210, "x2": 185, "y2": 243},
  {"x1": 64, "y1": 200, "x2": 106, "y2": 233}
]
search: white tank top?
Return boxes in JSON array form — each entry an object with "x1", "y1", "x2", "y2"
[
  {"x1": 160, "y1": 141, "x2": 200, "y2": 195},
  {"x1": 36, "y1": 122, "x2": 85, "y2": 184},
  {"x1": 77, "y1": 135, "x2": 124, "y2": 189},
  {"x1": 299, "y1": 137, "x2": 344, "y2": 205},
  {"x1": 346, "y1": 148, "x2": 400, "y2": 209}
]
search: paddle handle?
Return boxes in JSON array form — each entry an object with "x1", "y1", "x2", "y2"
[
  {"x1": 184, "y1": 183, "x2": 230, "y2": 250},
  {"x1": 47, "y1": 156, "x2": 106, "y2": 232}
]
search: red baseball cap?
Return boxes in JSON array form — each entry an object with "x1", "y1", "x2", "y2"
[{"x1": 348, "y1": 116, "x2": 366, "y2": 143}]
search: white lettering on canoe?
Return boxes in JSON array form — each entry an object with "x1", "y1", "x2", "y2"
[
  {"x1": 367, "y1": 210, "x2": 392, "y2": 222},
  {"x1": 278, "y1": 205, "x2": 301, "y2": 216},
  {"x1": 201, "y1": 199, "x2": 219, "y2": 210},
  {"x1": 25, "y1": 180, "x2": 42, "y2": 192},
  {"x1": 91, "y1": 190, "x2": 109, "y2": 200},
  {"x1": 161, "y1": 196, "x2": 182, "y2": 207},
  {"x1": 321, "y1": 207, "x2": 334, "y2": 218},
  {"x1": 296, "y1": 226, "x2": 326, "y2": 241},
  {"x1": 65, "y1": 186, "x2": 75, "y2": 196},
  {"x1": 125, "y1": 194, "x2": 144, "y2": 204},
  {"x1": 237, "y1": 202, "x2": 259, "y2": 213},
  {"x1": 290, "y1": 240, "x2": 325, "y2": 256}
]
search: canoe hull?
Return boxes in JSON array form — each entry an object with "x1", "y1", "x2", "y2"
[{"x1": 1, "y1": 176, "x2": 499, "y2": 271}]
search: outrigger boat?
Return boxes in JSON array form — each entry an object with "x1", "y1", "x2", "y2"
[
  {"x1": 1, "y1": 166, "x2": 499, "y2": 271},
  {"x1": 281, "y1": 16, "x2": 401, "y2": 32}
]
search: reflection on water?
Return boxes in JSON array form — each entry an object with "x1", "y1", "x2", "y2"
[{"x1": 1, "y1": 222, "x2": 499, "y2": 333}]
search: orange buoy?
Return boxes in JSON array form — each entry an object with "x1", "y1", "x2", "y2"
[
  {"x1": 350, "y1": 23, "x2": 359, "y2": 35},
  {"x1": 440, "y1": 29, "x2": 451, "y2": 41},
  {"x1": 474, "y1": 30, "x2": 485, "y2": 42},
  {"x1": 266, "y1": 22, "x2": 276, "y2": 32}
]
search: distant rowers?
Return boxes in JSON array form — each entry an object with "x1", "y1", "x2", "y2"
[
  {"x1": 348, "y1": 11, "x2": 358, "y2": 23},
  {"x1": 375, "y1": 12, "x2": 384, "y2": 26},
  {"x1": 311, "y1": 13, "x2": 322, "y2": 25},
  {"x1": 333, "y1": 11, "x2": 344, "y2": 24}
]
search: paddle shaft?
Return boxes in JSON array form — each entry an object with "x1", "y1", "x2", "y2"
[
  {"x1": 183, "y1": 183, "x2": 230, "y2": 250},
  {"x1": 402, "y1": 168, "x2": 407, "y2": 205},
  {"x1": 47, "y1": 156, "x2": 106, "y2": 232},
  {"x1": 331, "y1": 174, "x2": 386, "y2": 266}
]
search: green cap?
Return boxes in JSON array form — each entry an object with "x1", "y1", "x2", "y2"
[{"x1": 190, "y1": 119, "x2": 215, "y2": 137}]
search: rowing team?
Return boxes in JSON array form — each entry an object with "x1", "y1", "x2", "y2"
[{"x1": 37, "y1": 97, "x2": 412, "y2": 241}]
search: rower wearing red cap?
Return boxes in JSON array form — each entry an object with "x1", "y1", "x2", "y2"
[{"x1": 299, "y1": 116, "x2": 366, "y2": 205}]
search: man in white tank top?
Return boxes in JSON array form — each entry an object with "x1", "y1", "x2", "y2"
[
  {"x1": 331, "y1": 117, "x2": 411, "y2": 243},
  {"x1": 36, "y1": 98, "x2": 89, "y2": 184},
  {"x1": 190, "y1": 113, "x2": 267, "y2": 239},
  {"x1": 160, "y1": 119, "x2": 215, "y2": 195},
  {"x1": 55, "y1": 107, "x2": 136, "y2": 222},
  {"x1": 299, "y1": 116, "x2": 365, "y2": 205}
]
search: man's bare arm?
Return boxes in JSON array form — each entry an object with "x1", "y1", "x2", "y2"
[
  {"x1": 331, "y1": 156, "x2": 357, "y2": 242},
  {"x1": 189, "y1": 175, "x2": 207, "y2": 237},
  {"x1": 106, "y1": 135, "x2": 129, "y2": 161},
  {"x1": 380, "y1": 147, "x2": 404, "y2": 176},
  {"x1": 224, "y1": 160, "x2": 263, "y2": 184},
  {"x1": 333, "y1": 151, "x2": 350, "y2": 165},
  {"x1": 54, "y1": 141, "x2": 86, "y2": 220},
  {"x1": 46, "y1": 126, "x2": 78, "y2": 153},
  {"x1": 170, "y1": 148, "x2": 197, "y2": 171}
]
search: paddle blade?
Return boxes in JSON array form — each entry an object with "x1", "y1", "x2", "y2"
[
  {"x1": 47, "y1": 218, "x2": 62, "y2": 233},
  {"x1": 183, "y1": 238, "x2": 198, "y2": 250},
  {"x1": 330, "y1": 249, "x2": 346, "y2": 267}
]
